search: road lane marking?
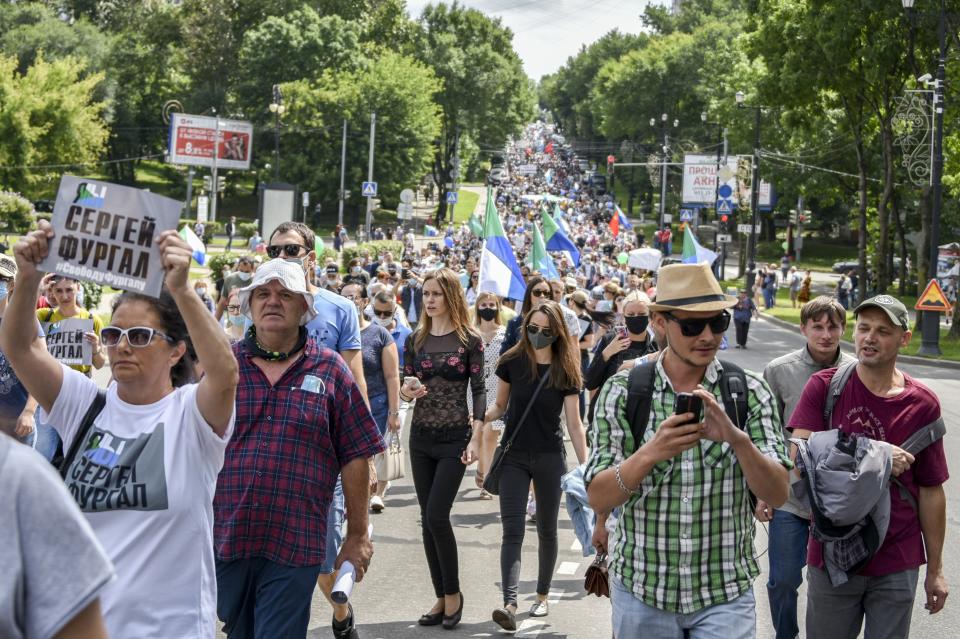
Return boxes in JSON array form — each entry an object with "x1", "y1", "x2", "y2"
[
  {"x1": 516, "y1": 619, "x2": 547, "y2": 635},
  {"x1": 570, "y1": 538, "x2": 582, "y2": 552},
  {"x1": 556, "y1": 561, "x2": 579, "y2": 575}
]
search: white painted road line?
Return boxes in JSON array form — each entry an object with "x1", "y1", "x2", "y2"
[
  {"x1": 556, "y1": 561, "x2": 579, "y2": 576},
  {"x1": 570, "y1": 538, "x2": 582, "y2": 552}
]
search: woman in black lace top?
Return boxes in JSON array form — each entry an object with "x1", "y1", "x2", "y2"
[{"x1": 401, "y1": 268, "x2": 484, "y2": 630}]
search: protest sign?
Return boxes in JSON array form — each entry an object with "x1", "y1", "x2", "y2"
[
  {"x1": 38, "y1": 176, "x2": 182, "y2": 298},
  {"x1": 43, "y1": 318, "x2": 93, "y2": 366}
]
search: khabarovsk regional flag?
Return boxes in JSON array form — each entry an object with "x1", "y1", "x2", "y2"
[
  {"x1": 478, "y1": 187, "x2": 526, "y2": 301},
  {"x1": 542, "y1": 209, "x2": 580, "y2": 266},
  {"x1": 528, "y1": 223, "x2": 560, "y2": 279},
  {"x1": 179, "y1": 225, "x2": 206, "y2": 266},
  {"x1": 552, "y1": 203, "x2": 571, "y2": 234},
  {"x1": 681, "y1": 226, "x2": 718, "y2": 265}
]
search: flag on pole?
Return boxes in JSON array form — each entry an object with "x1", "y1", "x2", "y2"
[
  {"x1": 542, "y1": 211, "x2": 580, "y2": 266},
  {"x1": 179, "y1": 225, "x2": 206, "y2": 266},
  {"x1": 681, "y1": 226, "x2": 719, "y2": 265},
  {"x1": 608, "y1": 206, "x2": 632, "y2": 237},
  {"x1": 468, "y1": 212, "x2": 484, "y2": 237},
  {"x1": 552, "y1": 203, "x2": 571, "y2": 234},
  {"x1": 615, "y1": 205, "x2": 633, "y2": 230},
  {"x1": 528, "y1": 223, "x2": 560, "y2": 279},
  {"x1": 478, "y1": 186, "x2": 526, "y2": 301}
]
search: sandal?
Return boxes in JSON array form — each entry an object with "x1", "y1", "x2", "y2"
[
  {"x1": 475, "y1": 469, "x2": 485, "y2": 489},
  {"x1": 478, "y1": 489, "x2": 494, "y2": 500}
]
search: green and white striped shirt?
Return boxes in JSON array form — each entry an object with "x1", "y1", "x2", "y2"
[{"x1": 584, "y1": 358, "x2": 791, "y2": 614}]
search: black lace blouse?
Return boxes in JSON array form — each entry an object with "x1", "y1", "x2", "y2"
[{"x1": 403, "y1": 330, "x2": 485, "y2": 431}]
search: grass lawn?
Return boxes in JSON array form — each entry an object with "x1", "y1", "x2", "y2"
[
  {"x1": 756, "y1": 238, "x2": 858, "y2": 271},
  {"x1": 451, "y1": 189, "x2": 480, "y2": 223}
]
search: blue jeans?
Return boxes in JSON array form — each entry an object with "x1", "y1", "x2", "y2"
[
  {"x1": 18, "y1": 416, "x2": 60, "y2": 462},
  {"x1": 766, "y1": 509, "x2": 810, "y2": 639},
  {"x1": 368, "y1": 392, "x2": 389, "y2": 438},
  {"x1": 763, "y1": 287, "x2": 776, "y2": 309},
  {"x1": 216, "y1": 558, "x2": 324, "y2": 638},
  {"x1": 319, "y1": 477, "x2": 346, "y2": 574},
  {"x1": 612, "y1": 577, "x2": 756, "y2": 639}
]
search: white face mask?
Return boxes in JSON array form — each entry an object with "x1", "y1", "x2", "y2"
[
  {"x1": 196, "y1": 287, "x2": 207, "y2": 296},
  {"x1": 237, "y1": 271, "x2": 252, "y2": 281},
  {"x1": 373, "y1": 316, "x2": 393, "y2": 328}
]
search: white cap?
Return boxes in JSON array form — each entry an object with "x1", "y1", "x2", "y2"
[{"x1": 237, "y1": 259, "x2": 317, "y2": 326}]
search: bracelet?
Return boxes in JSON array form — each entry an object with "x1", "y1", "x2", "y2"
[
  {"x1": 615, "y1": 462, "x2": 636, "y2": 496},
  {"x1": 387, "y1": 410, "x2": 400, "y2": 416}
]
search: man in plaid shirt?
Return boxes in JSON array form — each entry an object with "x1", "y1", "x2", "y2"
[
  {"x1": 585, "y1": 263, "x2": 791, "y2": 638},
  {"x1": 214, "y1": 259, "x2": 383, "y2": 638}
]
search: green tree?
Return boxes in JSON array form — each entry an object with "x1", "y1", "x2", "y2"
[
  {"x1": 0, "y1": 54, "x2": 108, "y2": 197},
  {"x1": 282, "y1": 49, "x2": 441, "y2": 214},
  {"x1": 415, "y1": 2, "x2": 535, "y2": 224}
]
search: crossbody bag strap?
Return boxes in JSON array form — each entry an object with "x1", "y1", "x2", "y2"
[
  {"x1": 59, "y1": 390, "x2": 107, "y2": 479},
  {"x1": 501, "y1": 367, "x2": 552, "y2": 453}
]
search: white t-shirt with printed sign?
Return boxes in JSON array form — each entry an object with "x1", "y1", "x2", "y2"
[{"x1": 40, "y1": 366, "x2": 235, "y2": 639}]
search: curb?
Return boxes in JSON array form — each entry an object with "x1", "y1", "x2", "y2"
[{"x1": 758, "y1": 312, "x2": 960, "y2": 371}]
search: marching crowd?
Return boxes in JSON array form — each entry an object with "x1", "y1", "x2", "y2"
[{"x1": 0, "y1": 123, "x2": 949, "y2": 639}]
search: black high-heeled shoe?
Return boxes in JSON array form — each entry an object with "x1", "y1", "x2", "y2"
[
  {"x1": 442, "y1": 592, "x2": 464, "y2": 630},
  {"x1": 418, "y1": 608, "x2": 444, "y2": 626}
]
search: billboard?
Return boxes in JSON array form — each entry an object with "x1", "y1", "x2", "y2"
[
  {"x1": 168, "y1": 113, "x2": 253, "y2": 170},
  {"x1": 682, "y1": 154, "x2": 774, "y2": 210}
]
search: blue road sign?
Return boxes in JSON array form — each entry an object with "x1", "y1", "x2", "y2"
[
  {"x1": 679, "y1": 209, "x2": 694, "y2": 222},
  {"x1": 718, "y1": 184, "x2": 733, "y2": 199},
  {"x1": 446, "y1": 191, "x2": 458, "y2": 204},
  {"x1": 362, "y1": 181, "x2": 378, "y2": 197},
  {"x1": 717, "y1": 198, "x2": 733, "y2": 213}
]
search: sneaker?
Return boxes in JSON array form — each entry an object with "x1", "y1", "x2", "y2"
[
  {"x1": 492, "y1": 607, "x2": 517, "y2": 631},
  {"x1": 529, "y1": 599, "x2": 549, "y2": 617},
  {"x1": 370, "y1": 495, "x2": 384, "y2": 513}
]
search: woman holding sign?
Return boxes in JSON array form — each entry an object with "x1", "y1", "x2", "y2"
[
  {"x1": 37, "y1": 274, "x2": 105, "y2": 375},
  {"x1": 0, "y1": 220, "x2": 239, "y2": 639}
]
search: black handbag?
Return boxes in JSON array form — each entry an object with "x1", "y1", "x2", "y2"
[{"x1": 482, "y1": 368, "x2": 550, "y2": 496}]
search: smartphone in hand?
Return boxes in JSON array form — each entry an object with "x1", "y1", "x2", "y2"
[{"x1": 673, "y1": 393, "x2": 703, "y2": 425}]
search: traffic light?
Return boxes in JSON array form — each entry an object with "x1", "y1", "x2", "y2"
[
  {"x1": 203, "y1": 176, "x2": 226, "y2": 193},
  {"x1": 607, "y1": 154, "x2": 615, "y2": 174},
  {"x1": 719, "y1": 213, "x2": 729, "y2": 231},
  {"x1": 789, "y1": 209, "x2": 798, "y2": 225}
]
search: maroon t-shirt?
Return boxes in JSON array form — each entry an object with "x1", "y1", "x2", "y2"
[{"x1": 788, "y1": 367, "x2": 948, "y2": 577}]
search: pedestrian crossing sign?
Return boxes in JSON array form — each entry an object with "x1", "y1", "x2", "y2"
[
  {"x1": 362, "y1": 181, "x2": 378, "y2": 197},
  {"x1": 446, "y1": 191, "x2": 458, "y2": 204},
  {"x1": 717, "y1": 199, "x2": 732, "y2": 214},
  {"x1": 915, "y1": 279, "x2": 951, "y2": 311}
]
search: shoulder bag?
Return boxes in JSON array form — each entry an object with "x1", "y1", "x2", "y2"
[
  {"x1": 482, "y1": 367, "x2": 551, "y2": 496},
  {"x1": 56, "y1": 390, "x2": 107, "y2": 478}
]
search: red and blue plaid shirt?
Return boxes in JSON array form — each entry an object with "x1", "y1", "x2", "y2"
[{"x1": 214, "y1": 338, "x2": 383, "y2": 567}]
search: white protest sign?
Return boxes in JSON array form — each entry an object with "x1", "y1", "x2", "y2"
[
  {"x1": 43, "y1": 318, "x2": 93, "y2": 366},
  {"x1": 39, "y1": 176, "x2": 182, "y2": 298}
]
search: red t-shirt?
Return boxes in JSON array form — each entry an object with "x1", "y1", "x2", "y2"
[{"x1": 788, "y1": 367, "x2": 948, "y2": 577}]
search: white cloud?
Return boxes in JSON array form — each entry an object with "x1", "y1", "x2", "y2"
[{"x1": 406, "y1": 0, "x2": 655, "y2": 80}]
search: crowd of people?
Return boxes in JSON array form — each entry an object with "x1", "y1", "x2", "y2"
[{"x1": 0, "y1": 121, "x2": 949, "y2": 639}]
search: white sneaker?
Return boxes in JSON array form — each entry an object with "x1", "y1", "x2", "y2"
[{"x1": 370, "y1": 495, "x2": 385, "y2": 512}]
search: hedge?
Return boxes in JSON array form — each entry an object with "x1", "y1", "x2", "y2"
[
  {"x1": 238, "y1": 222, "x2": 259, "y2": 239},
  {"x1": 341, "y1": 240, "x2": 404, "y2": 269}
]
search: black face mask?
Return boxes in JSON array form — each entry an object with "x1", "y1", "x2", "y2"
[
  {"x1": 478, "y1": 307, "x2": 498, "y2": 322},
  {"x1": 624, "y1": 315, "x2": 649, "y2": 335}
]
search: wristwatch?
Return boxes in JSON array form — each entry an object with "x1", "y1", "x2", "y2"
[{"x1": 388, "y1": 410, "x2": 400, "y2": 416}]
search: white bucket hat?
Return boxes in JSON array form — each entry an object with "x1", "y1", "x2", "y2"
[{"x1": 237, "y1": 258, "x2": 317, "y2": 326}]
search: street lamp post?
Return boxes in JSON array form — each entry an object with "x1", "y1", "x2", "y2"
[
  {"x1": 269, "y1": 84, "x2": 285, "y2": 182},
  {"x1": 650, "y1": 113, "x2": 678, "y2": 234},
  {"x1": 736, "y1": 90, "x2": 765, "y2": 296},
  {"x1": 903, "y1": 0, "x2": 945, "y2": 355},
  {"x1": 702, "y1": 112, "x2": 726, "y2": 277}
]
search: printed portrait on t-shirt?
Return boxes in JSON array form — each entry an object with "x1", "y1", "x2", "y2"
[{"x1": 64, "y1": 424, "x2": 169, "y2": 512}]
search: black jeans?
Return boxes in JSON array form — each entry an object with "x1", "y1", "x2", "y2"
[
  {"x1": 409, "y1": 428, "x2": 470, "y2": 598},
  {"x1": 735, "y1": 319, "x2": 751, "y2": 347},
  {"x1": 497, "y1": 448, "x2": 565, "y2": 606}
]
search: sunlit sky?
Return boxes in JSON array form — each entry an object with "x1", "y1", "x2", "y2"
[{"x1": 405, "y1": 0, "x2": 657, "y2": 81}]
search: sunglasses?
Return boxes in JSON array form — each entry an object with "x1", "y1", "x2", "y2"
[
  {"x1": 530, "y1": 288, "x2": 551, "y2": 298},
  {"x1": 663, "y1": 312, "x2": 731, "y2": 337},
  {"x1": 526, "y1": 324, "x2": 554, "y2": 338},
  {"x1": 100, "y1": 326, "x2": 174, "y2": 348},
  {"x1": 373, "y1": 309, "x2": 394, "y2": 318},
  {"x1": 266, "y1": 244, "x2": 310, "y2": 259}
]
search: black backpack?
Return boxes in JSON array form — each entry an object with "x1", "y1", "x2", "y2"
[{"x1": 623, "y1": 359, "x2": 750, "y2": 451}]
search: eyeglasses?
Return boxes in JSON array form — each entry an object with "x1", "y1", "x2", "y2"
[
  {"x1": 526, "y1": 324, "x2": 554, "y2": 338},
  {"x1": 226, "y1": 305, "x2": 241, "y2": 312},
  {"x1": 100, "y1": 326, "x2": 174, "y2": 348},
  {"x1": 663, "y1": 312, "x2": 731, "y2": 337},
  {"x1": 530, "y1": 288, "x2": 551, "y2": 298},
  {"x1": 373, "y1": 309, "x2": 394, "y2": 318},
  {"x1": 266, "y1": 244, "x2": 310, "y2": 259}
]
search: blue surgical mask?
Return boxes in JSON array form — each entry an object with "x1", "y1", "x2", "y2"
[
  {"x1": 228, "y1": 314, "x2": 245, "y2": 327},
  {"x1": 0, "y1": 281, "x2": 9, "y2": 302}
]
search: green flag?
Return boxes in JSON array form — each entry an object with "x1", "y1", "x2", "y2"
[
  {"x1": 482, "y1": 186, "x2": 503, "y2": 237},
  {"x1": 468, "y1": 212, "x2": 484, "y2": 237}
]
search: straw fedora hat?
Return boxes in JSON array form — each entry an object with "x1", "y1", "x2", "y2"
[{"x1": 647, "y1": 263, "x2": 737, "y2": 312}]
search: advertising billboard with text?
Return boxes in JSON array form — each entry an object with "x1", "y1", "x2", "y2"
[{"x1": 168, "y1": 113, "x2": 253, "y2": 170}]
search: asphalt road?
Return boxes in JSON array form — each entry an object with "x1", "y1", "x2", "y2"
[{"x1": 196, "y1": 315, "x2": 960, "y2": 638}]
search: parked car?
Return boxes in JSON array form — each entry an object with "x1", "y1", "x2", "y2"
[
  {"x1": 577, "y1": 159, "x2": 591, "y2": 172},
  {"x1": 487, "y1": 167, "x2": 509, "y2": 185},
  {"x1": 588, "y1": 174, "x2": 607, "y2": 195}
]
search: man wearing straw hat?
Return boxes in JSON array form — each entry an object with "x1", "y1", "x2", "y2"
[{"x1": 585, "y1": 262, "x2": 792, "y2": 638}]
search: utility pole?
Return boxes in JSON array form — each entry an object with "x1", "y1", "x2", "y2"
[
  {"x1": 659, "y1": 131, "x2": 669, "y2": 232},
  {"x1": 184, "y1": 166, "x2": 195, "y2": 218},
  {"x1": 364, "y1": 111, "x2": 376, "y2": 240},
  {"x1": 448, "y1": 127, "x2": 461, "y2": 224},
  {"x1": 338, "y1": 118, "x2": 347, "y2": 226},
  {"x1": 718, "y1": 128, "x2": 728, "y2": 279},
  {"x1": 795, "y1": 194, "x2": 804, "y2": 263},
  {"x1": 210, "y1": 115, "x2": 220, "y2": 223}
]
